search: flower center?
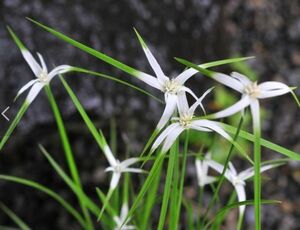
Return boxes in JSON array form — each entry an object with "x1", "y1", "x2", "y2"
[
  {"x1": 179, "y1": 113, "x2": 193, "y2": 127},
  {"x1": 244, "y1": 82, "x2": 260, "y2": 98},
  {"x1": 164, "y1": 79, "x2": 181, "y2": 94},
  {"x1": 232, "y1": 176, "x2": 245, "y2": 186},
  {"x1": 38, "y1": 71, "x2": 49, "y2": 83},
  {"x1": 113, "y1": 160, "x2": 122, "y2": 173}
]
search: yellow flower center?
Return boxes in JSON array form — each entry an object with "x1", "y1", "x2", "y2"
[
  {"x1": 179, "y1": 114, "x2": 193, "y2": 127},
  {"x1": 232, "y1": 176, "x2": 245, "y2": 186},
  {"x1": 244, "y1": 81, "x2": 260, "y2": 98},
  {"x1": 113, "y1": 160, "x2": 122, "y2": 173},
  {"x1": 39, "y1": 71, "x2": 49, "y2": 83},
  {"x1": 164, "y1": 79, "x2": 181, "y2": 94}
]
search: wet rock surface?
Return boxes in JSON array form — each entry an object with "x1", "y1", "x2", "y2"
[{"x1": 0, "y1": 0, "x2": 299, "y2": 229}]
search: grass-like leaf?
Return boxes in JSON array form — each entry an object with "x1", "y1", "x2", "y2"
[
  {"x1": 96, "y1": 187, "x2": 117, "y2": 218},
  {"x1": 71, "y1": 67, "x2": 163, "y2": 103},
  {"x1": 28, "y1": 18, "x2": 254, "y2": 81},
  {"x1": 173, "y1": 131, "x2": 189, "y2": 228},
  {"x1": 0, "y1": 175, "x2": 85, "y2": 227},
  {"x1": 203, "y1": 115, "x2": 244, "y2": 225},
  {"x1": 38, "y1": 145, "x2": 105, "y2": 221},
  {"x1": 0, "y1": 202, "x2": 31, "y2": 230},
  {"x1": 44, "y1": 85, "x2": 94, "y2": 229},
  {"x1": 222, "y1": 123, "x2": 300, "y2": 161},
  {"x1": 140, "y1": 158, "x2": 163, "y2": 229},
  {"x1": 203, "y1": 199, "x2": 281, "y2": 230},
  {"x1": 0, "y1": 102, "x2": 29, "y2": 151},
  {"x1": 122, "y1": 153, "x2": 165, "y2": 228},
  {"x1": 59, "y1": 77, "x2": 108, "y2": 153},
  {"x1": 179, "y1": 56, "x2": 255, "y2": 70},
  {"x1": 157, "y1": 143, "x2": 177, "y2": 230},
  {"x1": 27, "y1": 18, "x2": 143, "y2": 78}
]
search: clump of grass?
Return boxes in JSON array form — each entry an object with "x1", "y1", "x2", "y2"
[{"x1": 0, "y1": 20, "x2": 299, "y2": 230}]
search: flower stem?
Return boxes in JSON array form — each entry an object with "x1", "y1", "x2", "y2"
[
  {"x1": 254, "y1": 121, "x2": 261, "y2": 230},
  {"x1": 0, "y1": 101, "x2": 29, "y2": 151},
  {"x1": 174, "y1": 130, "x2": 189, "y2": 228},
  {"x1": 157, "y1": 142, "x2": 177, "y2": 230},
  {"x1": 250, "y1": 100, "x2": 261, "y2": 230},
  {"x1": 203, "y1": 115, "x2": 244, "y2": 224},
  {"x1": 45, "y1": 86, "x2": 94, "y2": 230}
]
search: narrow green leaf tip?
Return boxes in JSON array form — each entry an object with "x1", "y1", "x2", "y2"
[
  {"x1": 174, "y1": 57, "x2": 215, "y2": 77},
  {"x1": 6, "y1": 26, "x2": 27, "y2": 51},
  {"x1": 133, "y1": 27, "x2": 147, "y2": 49}
]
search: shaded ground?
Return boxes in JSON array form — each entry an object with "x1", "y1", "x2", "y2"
[{"x1": 0, "y1": 0, "x2": 300, "y2": 229}]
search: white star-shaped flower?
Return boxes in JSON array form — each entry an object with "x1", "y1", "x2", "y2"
[
  {"x1": 113, "y1": 203, "x2": 135, "y2": 230},
  {"x1": 210, "y1": 72, "x2": 294, "y2": 126},
  {"x1": 97, "y1": 131, "x2": 145, "y2": 220},
  {"x1": 195, "y1": 153, "x2": 217, "y2": 187},
  {"x1": 150, "y1": 88, "x2": 238, "y2": 154},
  {"x1": 8, "y1": 27, "x2": 71, "y2": 105},
  {"x1": 134, "y1": 30, "x2": 205, "y2": 130},
  {"x1": 99, "y1": 132, "x2": 144, "y2": 191},
  {"x1": 207, "y1": 159, "x2": 278, "y2": 219}
]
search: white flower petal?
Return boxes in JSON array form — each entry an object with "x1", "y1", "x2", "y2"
[
  {"x1": 136, "y1": 72, "x2": 162, "y2": 90},
  {"x1": 162, "y1": 126, "x2": 185, "y2": 153},
  {"x1": 124, "y1": 226, "x2": 136, "y2": 230},
  {"x1": 258, "y1": 81, "x2": 290, "y2": 91},
  {"x1": 37, "y1": 52, "x2": 48, "y2": 73},
  {"x1": 151, "y1": 123, "x2": 180, "y2": 152},
  {"x1": 105, "y1": 166, "x2": 114, "y2": 172},
  {"x1": 195, "y1": 159, "x2": 203, "y2": 181},
  {"x1": 175, "y1": 68, "x2": 198, "y2": 84},
  {"x1": 110, "y1": 172, "x2": 121, "y2": 190},
  {"x1": 180, "y1": 86, "x2": 198, "y2": 100},
  {"x1": 200, "y1": 176, "x2": 217, "y2": 187},
  {"x1": 156, "y1": 94, "x2": 178, "y2": 129},
  {"x1": 258, "y1": 81, "x2": 291, "y2": 98},
  {"x1": 235, "y1": 184, "x2": 246, "y2": 217},
  {"x1": 212, "y1": 95, "x2": 251, "y2": 119},
  {"x1": 177, "y1": 92, "x2": 189, "y2": 117},
  {"x1": 202, "y1": 153, "x2": 212, "y2": 174},
  {"x1": 250, "y1": 99, "x2": 260, "y2": 128},
  {"x1": 48, "y1": 65, "x2": 72, "y2": 81},
  {"x1": 228, "y1": 162, "x2": 237, "y2": 176},
  {"x1": 206, "y1": 160, "x2": 232, "y2": 181},
  {"x1": 259, "y1": 88, "x2": 291, "y2": 98},
  {"x1": 21, "y1": 50, "x2": 42, "y2": 77},
  {"x1": 191, "y1": 120, "x2": 232, "y2": 141},
  {"x1": 190, "y1": 123, "x2": 212, "y2": 132},
  {"x1": 239, "y1": 164, "x2": 278, "y2": 181},
  {"x1": 212, "y1": 73, "x2": 244, "y2": 93},
  {"x1": 103, "y1": 145, "x2": 117, "y2": 166},
  {"x1": 141, "y1": 46, "x2": 168, "y2": 84},
  {"x1": 15, "y1": 79, "x2": 38, "y2": 101},
  {"x1": 195, "y1": 158, "x2": 217, "y2": 187},
  {"x1": 120, "y1": 158, "x2": 140, "y2": 168},
  {"x1": 231, "y1": 72, "x2": 251, "y2": 86},
  {"x1": 120, "y1": 203, "x2": 129, "y2": 220},
  {"x1": 121, "y1": 168, "x2": 145, "y2": 173},
  {"x1": 25, "y1": 82, "x2": 44, "y2": 104},
  {"x1": 188, "y1": 87, "x2": 214, "y2": 115}
]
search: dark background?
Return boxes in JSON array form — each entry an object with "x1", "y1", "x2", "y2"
[{"x1": 0, "y1": 0, "x2": 300, "y2": 229}]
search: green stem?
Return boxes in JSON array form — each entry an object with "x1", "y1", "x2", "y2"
[
  {"x1": 197, "y1": 186, "x2": 204, "y2": 228},
  {"x1": 203, "y1": 115, "x2": 244, "y2": 225},
  {"x1": 157, "y1": 144, "x2": 177, "y2": 230},
  {"x1": 45, "y1": 86, "x2": 93, "y2": 230},
  {"x1": 174, "y1": 130, "x2": 189, "y2": 228},
  {"x1": 169, "y1": 141, "x2": 179, "y2": 230},
  {"x1": 0, "y1": 101, "x2": 29, "y2": 151},
  {"x1": 254, "y1": 121, "x2": 261, "y2": 230},
  {"x1": 237, "y1": 212, "x2": 244, "y2": 230}
]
